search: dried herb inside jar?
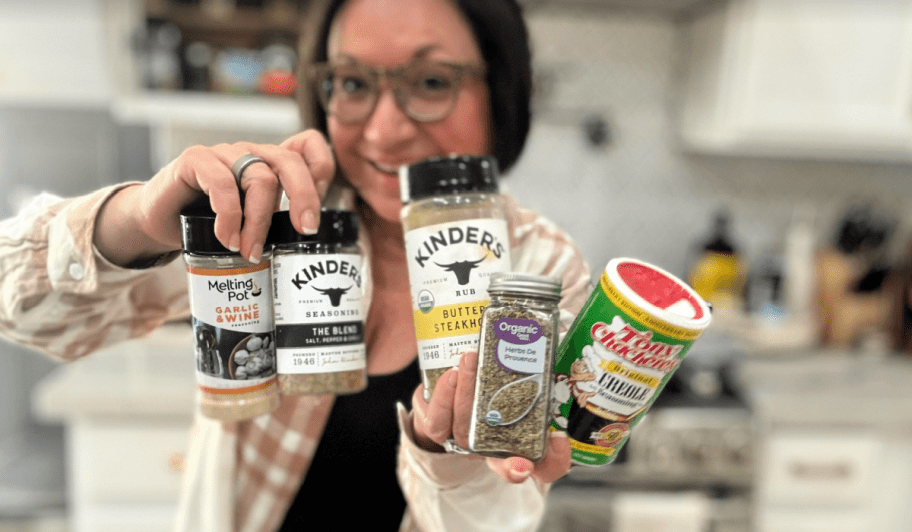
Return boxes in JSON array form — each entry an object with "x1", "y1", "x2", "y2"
[
  {"x1": 278, "y1": 369, "x2": 367, "y2": 395},
  {"x1": 487, "y1": 378, "x2": 540, "y2": 422},
  {"x1": 468, "y1": 273, "x2": 561, "y2": 462}
]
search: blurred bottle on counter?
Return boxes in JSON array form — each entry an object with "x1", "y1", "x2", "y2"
[
  {"x1": 745, "y1": 250, "x2": 784, "y2": 322},
  {"x1": 183, "y1": 41, "x2": 214, "y2": 92},
  {"x1": 212, "y1": 48, "x2": 264, "y2": 94},
  {"x1": 817, "y1": 202, "x2": 896, "y2": 349},
  {"x1": 783, "y1": 206, "x2": 817, "y2": 321},
  {"x1": 744, "y1": 207, "x2": 817, "y2": 338},
  {"x1": 688, "y1": 209, "x2": 746, "y2": 312},
  {"x1": 258, "y1": 38, "x2": 297, "y2": 97},
  {"x1": 135, "y1": 20, "x2": 183, "y2": 91}
]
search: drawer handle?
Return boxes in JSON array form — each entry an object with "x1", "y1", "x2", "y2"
[
  {"x1": 788, "y1": 461, "x2": 852, "y2": 480},
  {"x1": 169, "y1": 453, "x2": 186, "y2": 472}
]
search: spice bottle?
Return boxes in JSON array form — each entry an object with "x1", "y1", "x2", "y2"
[
  {"x1": 400, "y1": 155, "x2": 513, "y2": 401},
  {"x1": 180, "y1": 200, "x2": 280, "y2": 421},
  {"x1": 468, "y1": 273, "x2": 561, "y2": 462},
  {"x1": 552, "y1": 258, "x2": 712, "y2": 466},
  {"x1": 267, "y1": 209, "x2": 367, "y2": 395}
]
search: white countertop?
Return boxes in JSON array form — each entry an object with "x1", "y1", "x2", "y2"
[
  {"x1": 738, "y1": 350, "x2": 912, "y2": 435},
  {"x1": 31, "y1": 323, "x2": 197, "y2": 421}
]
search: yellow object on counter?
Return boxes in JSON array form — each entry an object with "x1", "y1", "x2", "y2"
[{"x1": 689, "y1": 251, "x2": 746, "y2": 304}]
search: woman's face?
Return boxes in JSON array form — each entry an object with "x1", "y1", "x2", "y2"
[{"x1": 326, "y1": 0, "x2": 491, "y2": 223}]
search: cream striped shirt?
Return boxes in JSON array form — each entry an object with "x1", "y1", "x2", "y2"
[{"x1": 0, "y1": 183, "x2": 592, "y2": 532}]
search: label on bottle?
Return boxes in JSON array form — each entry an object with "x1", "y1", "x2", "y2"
[
  {"x1": 551, "y1": 258, "x2": 710, "y2": 466},
  {"x1": 494, "y1": 317, "x2": 547, "y2": 374},
  {"x1": 272, "y1": 253, "x2": 366, "y2": 374},
  {"x1": 186, "y1": 262, "x2": 276, "y2": 393},
  {"x1": 404, "y1": 218, "x2": 512, "y2": 371}
]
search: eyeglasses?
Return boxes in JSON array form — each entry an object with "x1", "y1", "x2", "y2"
[{"x1": 307, "y1": 59, "x2": 485, "y2": 124}]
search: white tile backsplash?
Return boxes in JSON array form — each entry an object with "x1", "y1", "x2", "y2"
[{"x1": 509, "y1": 8, "x2": 912, "y2": 280}]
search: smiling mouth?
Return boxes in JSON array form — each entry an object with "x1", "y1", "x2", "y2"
[{"x1": 370, "y1": 160, "x2": 400, "y2": 175}]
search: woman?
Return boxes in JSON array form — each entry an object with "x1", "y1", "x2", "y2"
[{"x1": 0, "y1": 0, "x2": 591, "y2": 530}]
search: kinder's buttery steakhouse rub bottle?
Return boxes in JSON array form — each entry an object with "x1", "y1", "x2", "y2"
[
  {"x1": 400, "y1": 155, "x2": 513, "y2": 401},
  {"x1": 180, "y1": 199, "x2": 279, "y2": 421},
  {"x1": 551, "y1": 258, "x2": 711, "y2": 466}
]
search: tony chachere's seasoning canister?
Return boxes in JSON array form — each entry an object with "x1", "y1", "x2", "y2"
[
  {"x1": 180, "y1": 200, "x2": 280, "y2": 422},
  {"x1": 551, "y1": 258, "x2": 712, "y2": 466},
  {"x1": 468, "y1": 273, "x2": 561, "y2": 462},
  {"x1": 267, "y1": 209, "x2": 366, "y2": 395},
  {"x1": 400, "y1": 155, "x2": 513, "y2": 402}
]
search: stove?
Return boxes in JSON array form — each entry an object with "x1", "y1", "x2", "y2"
[{"x1": 546, "y1": 330, "x2": 755, "y2": 532}]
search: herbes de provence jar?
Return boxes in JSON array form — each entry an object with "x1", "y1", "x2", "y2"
[
  {"x1": 267, "y1": 209, "x2": 366, "y2": 395},
  {"x1": 180, "y1": 200, "x2": 280, "y2": 421},
  {"x1": 468, "y1": 273, "x2": 561, "y2": 462},
  {"x1": 400, "y1": 155, "x2": 513, "y2": 402}
]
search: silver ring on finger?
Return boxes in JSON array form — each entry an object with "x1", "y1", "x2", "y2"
[
  {"x1": 231, "y1": 153, "x2": 268, "y2": 189},
  {"x1": 442, "y1": 438, "x2": 471, "y2": 455}
]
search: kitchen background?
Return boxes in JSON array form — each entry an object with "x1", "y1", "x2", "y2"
[{"x1": 3, "y1": 0, "x2": 912, "y2": 530}]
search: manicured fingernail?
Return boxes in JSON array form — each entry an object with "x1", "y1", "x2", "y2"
[
  {"x1": 301, "y1": 211, "x2": 318, "y2": 235},
  {"x1": 508, "y1": 459, "x2": 532, "y2": 481},
  {"x1": 550, "y1": 430, "x2": 568, "y2": 439},
  {"x1": 228, "y1": 233, "x2": 241, "y2": 252},
  {"x1": 247, "y1": 243, "x2": 263, "y2": 264}
]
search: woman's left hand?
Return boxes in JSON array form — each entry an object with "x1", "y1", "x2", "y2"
[{"x1": 410, "y1": 351, "x2": 572, "y2": 484}]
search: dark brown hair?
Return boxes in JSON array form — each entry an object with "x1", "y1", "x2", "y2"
[{"x1": 296, "y1": 0, "x2": 533, "y2": 174}]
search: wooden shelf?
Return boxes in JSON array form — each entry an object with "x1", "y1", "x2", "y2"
[
  {"x1": 113, "y1": 91, "x2": 300, "y2": 132},
  {"x1": 144, "y1": 0, "x2": 304, "y2": 48}
]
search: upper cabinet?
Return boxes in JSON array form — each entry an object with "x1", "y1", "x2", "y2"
[
  {"x1": 0, "y1": 0, "x2": 114, "y2": 108},
  {"x1": 676, "y1": 0, "x2": 912, "y2": 162}
]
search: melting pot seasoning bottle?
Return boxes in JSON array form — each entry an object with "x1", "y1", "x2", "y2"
[
  {"x1": 400, "y1": 155, "x2": 513, "y2": 401},
  {"x1": 180, "y1": 200, "x2": 280, "y2": 421},
  {"x1": 267, "y1": 209, "x2": 367, "y2": 395}
]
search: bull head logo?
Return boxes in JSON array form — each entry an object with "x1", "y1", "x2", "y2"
[
  {"x1": 435, "y1": 256, "x2": 487, "y2": 285},
  {"x1": 312, "y1": 285, "x2": 353, "y2": 307}
]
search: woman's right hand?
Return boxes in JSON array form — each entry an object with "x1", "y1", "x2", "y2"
[
  {"x1": 94, "y1": 130, "x2": 335, "y2": 266},
  {"x1": 411, "y1": 351, "x2": 572, "y2": 485}
]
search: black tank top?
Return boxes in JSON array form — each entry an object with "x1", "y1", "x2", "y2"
[{"x1": 279, "y1": 357, "x2": 422, "y2": 531}]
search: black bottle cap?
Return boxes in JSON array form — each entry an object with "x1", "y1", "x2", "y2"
[
  {"x1": 180, "y1": 196, "x2": 235, "y2": 255},
  {"x1": 266, "y1": 209, "x2": 359, "y2": 247},
  {"x1": 399, "y1": 155, "x2": 499, "y2": 203}
]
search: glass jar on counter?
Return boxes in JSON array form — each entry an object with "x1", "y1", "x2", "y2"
[
  {"x1": 267, "y1": 209, "x2": 367, "y2": 395},
  {"x1": 468, "y1": 272, "x2": 562, "y2": 462}
]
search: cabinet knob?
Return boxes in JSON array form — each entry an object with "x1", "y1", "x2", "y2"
[{"x1": 168, "y1": 453, "x2": 186, "y2": 472}]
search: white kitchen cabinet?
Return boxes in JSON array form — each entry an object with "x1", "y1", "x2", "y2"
[
  {"x1": 756, "y1": 508, "x2": 871, "y2": 532},
  {"x1": 757, "y1": 431, "x2": 880, "y2": 509},
  {"x1": 32, "y1": 324, "x2": 197, "y2": 532},
  {"x1": 67, "y1": 419, "x2": 192, "y2": 532},
  {"x1": 741, "y1": 355, "x2": 912, "y2": 532},
  {"x1": 676, "y1": 0, "x2": 912, "y2": 161},
  {"x1": 755, "y1": 431, "x2": 912, "y2": 532}
]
